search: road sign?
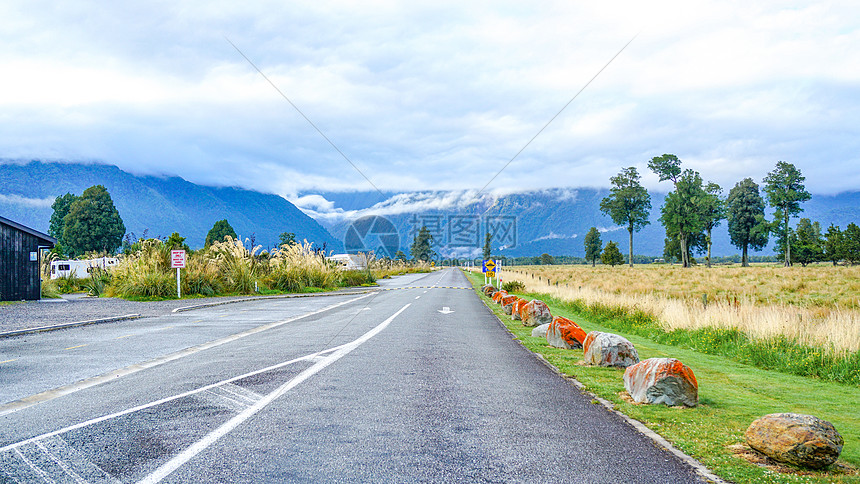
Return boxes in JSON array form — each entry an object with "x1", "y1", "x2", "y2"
[
  {"x1": 483, "y1": 259, "x2": 496, "y2": 273},
  {"x1": 171, "y1": 250, "x2": 186, "y2": 269},
  {"x1": 485, "y1": 270, "x2": 495, "y2": 278}
]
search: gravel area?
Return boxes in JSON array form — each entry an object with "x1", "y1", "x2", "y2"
[{"x1": 0, "y1": 290, "x2": 368, "y2": 335}]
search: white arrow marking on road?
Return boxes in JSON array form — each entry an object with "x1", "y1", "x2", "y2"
[{"x1": 438, "y1": 307, "x2": 454, "y2": 314}]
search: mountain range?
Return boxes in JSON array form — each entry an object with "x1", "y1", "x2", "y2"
[{"x1": 2, "y1": 160, "x2": 858, "y2": 259}]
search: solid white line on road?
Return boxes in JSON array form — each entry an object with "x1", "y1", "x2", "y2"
[
  {"x1": 138, "y1": 303, "x2": 411, "y2": 484},
  {"x1": 0, "y1": 293, "x2": 374, "y2": 417},
  {"x1": 415, "y1": 296, "x2": 420, "y2": 299}
]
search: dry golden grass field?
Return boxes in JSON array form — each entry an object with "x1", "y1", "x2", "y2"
[{"x1": 495, "y1": 264, "x2": 860, "y2": 354}]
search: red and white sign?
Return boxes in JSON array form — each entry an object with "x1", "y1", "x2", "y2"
[{"x1": 170, "y1": 250, "x2": 186, "y2": 268}]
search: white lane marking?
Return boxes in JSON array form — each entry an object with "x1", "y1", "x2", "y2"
[
  {"x1": 0, "y1": 293, "x2": 374, "y2": 417},
  {"x1": 415, "y1": 296, "x2": 420, "y2": 299},
  {"x1": 13, "y1": 447, "x2": 52, "y2": 482},
  {"x1": 34, "y1": 440, "x2": 88, "y2": 484},
  {"x1": 138, "y1": 303, "x2": 411, "y2": 484},
  {"x1": 438, "y1": 307, "x2": 454, "y2": 314},
  {"x1": 423, "y1": 290, "x2": 428, "y2": 294}
]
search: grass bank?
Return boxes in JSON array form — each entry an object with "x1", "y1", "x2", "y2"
[{"x1": 466, "y1": 270, "x2": 859, "y2": 484}]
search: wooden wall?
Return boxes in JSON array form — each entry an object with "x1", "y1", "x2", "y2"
[{"x1": 0, "y1": 222, "x2": 43, "y2": 301}]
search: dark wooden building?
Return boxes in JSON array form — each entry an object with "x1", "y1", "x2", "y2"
[{"x1": 0, "y1": 216, "x2": 56, "y2": 301}]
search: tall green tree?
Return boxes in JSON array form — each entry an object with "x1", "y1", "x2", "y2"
[
  {"x1": 583, "y1": 227, "x2": 602, "y2": 267},
  {"x1": 701, "y1": 182, "x2": 725, "y2": 268},
  {"x1": 49, "y1": 192, "x2": 78, "y2": 248},
  {"x1": 726, "y1": 178, "x2": 769, "y2": 267},
  {"x1": 483, "y1": 232, "x2": 492, "y2": 260},
  {"x1": 539, "y1": 253, "x2": 554, "y2": 265},
  {"x1": 843, "y1": 223, "x2": 860, "y2": 265},
  {"x1": 823, "y1": 224, "x2": 844, "y2": 266},
  {"x1": 165, "y1": 232, "x2": 191, "y2": 252},
  {"x1": 62, "y1": 185, "x2": 125, "y2": 256},
  {"x1": 792, "y1": 218, "x2": 824, "y2": 267},
  {"x1": 658, "y1": 169, "x2": 707, "y2": 268},
  {"x1": 205, "y1": 219, "x2": 238, "y2": 247},
  {"x1": 599, "y1": 167, "x2": 651, "y2": 268},
  {"x1": 279, "y1": 232, "x2": 297, "y2": 247},
  {"x1": 410, "y1": 226, "x2": 435, "y2": 262},
  {"x1": 601, "y1": 241, "x2": 624, "y2": 267},
  {"x1": 763, "y1": 161, "x2": 812, "y2": 267}
]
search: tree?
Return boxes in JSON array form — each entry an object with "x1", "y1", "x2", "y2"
[
  {"x1": 763, "y1": 161, "x2": 812, "y2": 267},
  {"x1": 823, "y1": 224, "x2": 844, "y2": 266},
  {"x1": 792, "y1": 218, "x2": 824, "y2": 266},
  {"x1": 701, "y1": 182, "x2": 725, "y2": 268},
  {"x1": 394, "y1": 250, "x2": 407, "y2": 261},
  {"x1": 658, "y1": 169, "x2": 707, "y2": 268},
  {"x1": 49, "y1": 192, "x2": 78, "y2": 247},
  {"x1": 844, "y1": 223, "x2": 860, "y2": 265},
  {"x1": 410, "y1": 226, "x2": 435, "y2": 262},
  {"x1": 601, "y1": 241, "x2": 624, "y2": 267},
  {"x1": 62, "y1": 185, "x2": 125, "y2": 256},
  {"x1": 726, "y1": 178, "x2": 769, "y2": 267},
  {"x1": 165, "y1": 232, "x2": 190, "y2": 252},
  {"x1": 599, "y1": 167, "x2": 651, "y2": 267},
  {"x1": 539, "y1": 253, "x2": 554, "y2": 265},
  {"x1": 647, "y1": 154, "x2": 682, "y2": 185},
  {"x1": 483, "y1": 232, "x2": 491, "y2": 260},
  {"x1": 205, "y1": 219, "x2": 237, "y2": 247},
  {"x1": 584, "y1": 227, "x2": 602, "y2": 267},
  {"x1": 279, "y1": 232, "x2": 297, "y2": 247}
]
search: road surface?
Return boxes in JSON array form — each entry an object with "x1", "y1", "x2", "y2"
[{"x1": 0, "y1": 269, "x2": 707, "y2": 483}]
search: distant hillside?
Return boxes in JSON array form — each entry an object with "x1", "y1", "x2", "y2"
[
  {"x1": 301, "y1": 188, "x2": 860, "y2": 259},
  {"x1": 0, "y1": 161, "x2": 340, "y2": 251}
]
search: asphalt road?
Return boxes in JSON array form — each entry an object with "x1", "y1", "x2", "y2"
[{"x1": 0, "y1": 269, "x2": 707, "y2": 483}]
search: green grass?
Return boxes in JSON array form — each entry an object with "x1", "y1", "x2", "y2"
[{"x1": 466, "y1": 270, "x2": 860, "y2": 484}]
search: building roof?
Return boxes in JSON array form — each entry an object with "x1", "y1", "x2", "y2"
[{"x1": 0, "y1": 215, "x2": 56, "y2": 246}]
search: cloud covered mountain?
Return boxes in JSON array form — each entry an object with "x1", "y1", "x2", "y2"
[{"x1": 0, "y1": 161, "x2": 340, "y2": 252}]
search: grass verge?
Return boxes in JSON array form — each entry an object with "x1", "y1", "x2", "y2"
[{"x1": 466, "y1": 270, "x2": 860, "y2": 484}]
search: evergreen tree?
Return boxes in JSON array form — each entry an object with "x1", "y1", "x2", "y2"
[
  {"x1": 165, "y1": 232, "x2": 190, "y2": 252},
  {"x1": 657, "y1": 168, "x2": 707, "y2": 268},
  {"x1": 726, "y1": 178, "x2": 769, "y2": 267},
  {"x1": 763, "y1": 161, "x2": 811, "y2": 266},
  {"x1": 844, "y1": 223, "x2": 860, "y2": 265},
  {"x1": 483, "y1": 232, "x2": 491, "y2": 260},
  {"x1": 792, "y1": 218, "x2": 824, "y2": 266},
  {"x1": 49, "y1": 192, "x2": 78, "y2": 248},
  {"x1": 205, "y1": 219, "x2": 237, "y2": 247},
  {"x1": 279, "y1": 232, "x2": 297, "y2": 247},
  {"x1": 601, "y1": 241, "x2": 624, "y2": 267},
  {"x1": 823, "y1": 224, "x2": 844, "y2": 266},
  {"x1": 62, "y1": 185, "x2": 125, "y2": 256},
  {"x1": 410, "y1": 226, "x2": 435, "y2": 262},
  {"x1": 599, "y1": 167, "x2": 651, "y2": 267},
  {"x1": 584, "y1": 227, "x2": 602, "y2": 267},
  {"x1": 701, "y1": 182, "x2": 725, "y2": 268}
]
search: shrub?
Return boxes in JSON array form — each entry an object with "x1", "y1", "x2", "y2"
[
  {"x1": 502, "y1": 280, "x2": 526, "y2": 293},
  {"x1": 264, "y1": 241, "x2": 339, "y2": 292}
]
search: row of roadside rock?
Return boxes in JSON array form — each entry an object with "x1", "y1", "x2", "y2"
[{"x1": 481, "y1": 284, "x2": 845, "y2": 470}]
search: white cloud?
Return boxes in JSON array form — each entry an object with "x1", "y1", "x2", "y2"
[
  {"x1": 0, "y1": 0, "x2": 858, "y2": 195},
  {"x1": 0, "y1": 193, "x2": 55, "y2": 208}
]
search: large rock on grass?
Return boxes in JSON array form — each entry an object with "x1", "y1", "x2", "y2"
[
  {"x1": 546, "y1": 316, "x2": 586, "y2": 349},
  {"x1": 531, "y1": 323, "x2": 550, "y2": 338},
  {"x1": 582, "y1": 331, "x2": 639, "y2": 367},
  {"x1": 501, "y1": 295, "x2": 519, "y2": 315},
  {"x1": 492, "y1": 290, "x2": 508, "y2": 304},
  {"x1": 745, "y1": 413, "x2": 844, "y2": 469},
  {"x1": 519, "y1": 300, "x2": 552, "y2": 327},
  {"x1": 511, "y1": 298, "x2": 527, "y2": 320},
  {"x1": 482, "y1": 284, "x2": 498, "y2": 297},
  {"x1": 623, "y1": 358, "x2": 698, "y2": 407}
]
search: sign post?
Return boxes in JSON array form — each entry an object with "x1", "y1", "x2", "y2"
[
  {"x1": 170, "y1": 250, "x2": 186, "y2": 299},
  {"x1": 482, "y1": 259, "x2": 497, "y2": 286}
]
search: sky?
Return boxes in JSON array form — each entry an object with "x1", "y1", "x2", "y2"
[{"x1": 2, "y1": 0, "x2": 859, "y2": 206}]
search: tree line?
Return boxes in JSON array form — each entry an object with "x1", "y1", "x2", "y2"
[{"x1": 592, "y1": 155, "x2": 857, "y2": 267}]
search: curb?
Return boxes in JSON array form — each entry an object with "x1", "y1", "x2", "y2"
[
  {"x1": 171, "y1": 289, "x2": 376, "y2": 313},
  {"x1": 471, "y1": 285, "x2": 729, "y2": 484},
  {"x1": 0, "y1": 314, "x2": 142, "y2": 339}
]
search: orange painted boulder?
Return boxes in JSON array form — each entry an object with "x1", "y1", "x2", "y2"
[
  {"x1": 511, "y1": 298, "x2": 528, "y2": 320},
  {"x1": 623, "y1": 358, "x2": 698, "y2": 407},
  {"x1": 745, "y1": 413, "x2": 843, "y2": 469},
  {"x1": 482, "y1": 284, "x2": 498, "y2": 297},
  {"x1": 582, "y1": 331, "x2": 639, "y2": 367},
  {"x1": 546, "y1": 316, "x2": 586, "y2": 349},
  {"x1": 520, "y1": 300, "x2": 553, "y2": 327},
  {"x1": 501, "y1": 295, "x2": 519, "y2": 315},
  {"x1": 492, "y1": 290, "x2": 508, "y2": 304}
]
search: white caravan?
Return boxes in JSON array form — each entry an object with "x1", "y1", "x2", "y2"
[{"x1": 50, "y1": 257, "x2": 119, "y2": 279}]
